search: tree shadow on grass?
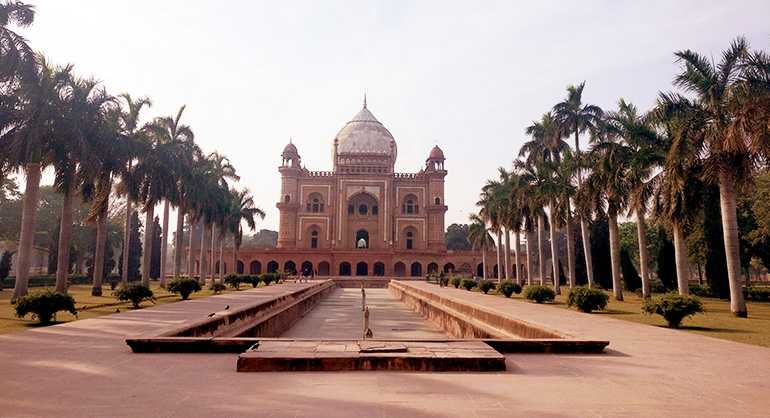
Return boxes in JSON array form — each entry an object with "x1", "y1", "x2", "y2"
[
  {"x1": 592, "y1": 309, "x2": 636, "y2": 315},
  {"x1": 675, "y1": 325, "x2": 750, "y2": 334}
]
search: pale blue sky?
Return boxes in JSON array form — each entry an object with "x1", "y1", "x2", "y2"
[{"x1": 22, "y1": 0, "x2": 770, "y2": 230}]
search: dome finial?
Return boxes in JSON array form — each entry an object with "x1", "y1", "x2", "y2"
[{"x1": 363, "y1": 93, "x2": 367, "y2": 109}]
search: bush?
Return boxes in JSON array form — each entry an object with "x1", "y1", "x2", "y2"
[
  {"x1": 450, "y1": 277, "x2": 462, "y2": 289},
  {"x1": 460, "y1": 278, "x2": 476, "y2": 291},
  {"x1": 689, "y1": 284, "x2": 714, "y2": 297},
  {"x1": 567, "y1": 286, "x2": 609, "y2": 313},
  {"x1": 262, "y1": 273, "x2": 279, "y2": 286},
  {"x1": 477, "y1": 280, "x2": 495, "y2": 294},
  {"x1": 642, "y1": 292, "x2": 704, "y2": 328},
  {"x1": 224, "y1": 274, "x2": 243, "y2": 290},
  {"x1": 247, "y1": 275, "x2": 260, "y2": 288},
  {"x1": 744, "y1": 287, "x2": 770, "y2": 302},
  {"x1": 209, "y1": 282, "x2": 226, "y2": 294},
  {"x1": 167, "y1": 277, "x2": 202, "y2": 300},
  {"x1": 523, "y1": 285, "x2": 556, "y2": 303},
  {"x1": 113, "y1": 283, "x2": 155, "y2": 308},
  {"x1": 498, "y1": 280, "x2": 522, "y2": 298},
  {"x1": 14, "y1": 291, "x2": 77, "y2": 324},
  {"x1": 439, "y1": 274, "x2": 449, "y2": 287}
]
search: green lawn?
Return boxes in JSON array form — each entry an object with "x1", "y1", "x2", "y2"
[
  {"x1": 475, "y1": 285, "x2": 770, "y2": 348},
  {"x1": 0, "y1": 282, "x2": 236, "y2": 334}
]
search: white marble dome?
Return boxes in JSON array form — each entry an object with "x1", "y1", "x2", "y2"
[{"x1": 335, "y1": 103, "x2": 397, "y2": 158}]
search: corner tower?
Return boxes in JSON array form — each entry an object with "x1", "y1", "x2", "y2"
[{"x1": 277, "y1": 141, "x2": 301, "y2": 248}]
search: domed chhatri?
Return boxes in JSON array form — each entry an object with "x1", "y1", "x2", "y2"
[
  {"x1": 428, "y1": 145, "x2": 445, "y2": 161},
  {"x1": 282, "y1": 140, "x2": 298, "y2": 157},
  {"x1": 334, "y1": 100, "x2": 397, "y2": 159}
]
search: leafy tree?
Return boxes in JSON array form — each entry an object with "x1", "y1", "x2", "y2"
[
  {"x1": 590, "y1": 216, "x2": 612, "y2": 290},
  {"x1": 0, "y1": 250, "x2": 13, "y2": 284},
  {"x1": 445, "y1": 223, "x2": 471, "y2": 250},
  {"x1": 656, "y1": 229, "x2": 677, "y2": 291},
  {"x1": 620, "y1": 248, "x2": 641, "y2": 291}
]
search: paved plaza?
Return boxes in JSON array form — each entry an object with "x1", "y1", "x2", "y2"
[{"x1": 1, "y1": 281, "x2": 769, "y2": 417}]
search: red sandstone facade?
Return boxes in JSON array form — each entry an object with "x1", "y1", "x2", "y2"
[{"x1": 196, "y1": 100, "x2": 526, "y2": 279}]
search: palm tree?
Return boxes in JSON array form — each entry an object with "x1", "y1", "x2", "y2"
[
  {"x1": 52, "y1": 77, "x2": 114, "y2": 293},
  {"x1": 585, "y1": 120, "x2": 631, "y2": 301},
  {"x1": 0, "y1": 1, "x2": 35, "y2": 82},
  {"x1": 664, "y1": 37, "x2": 759, "y2": 316},
  {"x1": 478, "y1": 179, "x2": 505, "y2": 282},
  {"x1": 503, "y1": 171, "x2": 527, "y2": 284},
  {"x1": 550, "y1": 150, "x2": 579, "y2": 289},
  {"x1": 2, "y1": 57, "x2": 71, "y2": 300},
  {"x1": 604, "y1": 99, "x2": 663, "y2": 298},
  {"x1": 226, "y1": 188, "x2": 265, "y2": 278},
  {"x1": 468, "y1": 213, "x2": 495, "y2": 279},
  {"x1": 553, "y1": 82, "x2": 603, "y2": 288},
  {"x1": 515, "y1": 159, "x2": 549, "y2": 286},
  {"x1": 115, "y1": 94, "x2": 151, "y2": 285},
  {"x1": 145, "y1": 105, "x2": 194, "y2": 286}
]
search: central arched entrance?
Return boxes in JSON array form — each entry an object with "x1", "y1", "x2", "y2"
[
  {"x1": 356, "y1": 262, "x2": 368, "y2": 276},
  {"x1": 355, "y1": 229, "x2": 369, "y2": 249}
]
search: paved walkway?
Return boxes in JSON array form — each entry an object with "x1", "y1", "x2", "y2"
[
  {"x1": 0, "y1": 280, "x2": 769, "y2": 417},
  {"x1": 281, "y1": 287, "x2": 447, "y2": 339}
]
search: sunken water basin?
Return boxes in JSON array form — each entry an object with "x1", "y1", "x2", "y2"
[{"x1": 126, "y1": 279, "x2": 608, "y2": 372}]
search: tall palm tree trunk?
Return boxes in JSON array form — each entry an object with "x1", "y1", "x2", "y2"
[
  {"x1": 495, "y1": 230, "x2": 503, "y2": 282},
  {"x1": 636, "y1": 208, "x2": 651, "y2": 298},
  {"x1": 537, "y1": 214, "x2": 546, "y2": 285},
  {"x1": 159, "y1": 200, "x2": 170, "y2": 287},
  {"x1": 526, "y1": 230, "x2": 536, "y2": 285},
  {"x1": 199, "y1": 223, "x2": 209, "y2": 285},
  {"x1": 141, "y1": 206, "x2": 154, "y2": 287},
  {"x1": 233, "y1": 235, "x2": 240, "y2": 277},
  {"x1": 514, "y1": 231, "x2": 522, "y2": 285},
  {"x1": 718, "y1": 171, "x2": 748, "y2": 317},
  {"x1": 579, "y1": 217, "x2": 594, "y2": 288},
  {"x1": 91, "y1": 211, "x2": 108, "y2": 296},
  {"x1": 121, "y1": 199, "x2": 132, "y2": 285},
  {"x1": 209, "y1": 224, "x2": 217, "y2": 282},
  {"x1": 218, "y1": 234, "x2": 225, "y2": 283},
  {"x1": 55, "y1": 181, "x2": 76, "y2": 293},
  {"x1": 608, "y1": 212, "x2": 623, "y2": 301},
  {"x1": 173, "y1": 204, "x2": 185, "y2": 277},
  {"x1": 565, "y1": 210, "x2": 575, "y2": 289},
  {"x1": 504, "y1": 228, "x2": 511, "y2": 280},
  {"x1": 548, "y1": 204, "x2": 560, "y2": 294},
  {"x1": 481, "y1": 248, "x2": 487, "y2": 280},
  {"x1": 672, "y1": 222, "x2": 690, "y2": 296},
  {"x1": 13, "y1": 163, "x2": 42, "y2": 301},
  {"x1": 186, "y1": 217, "x2": 197, "y2": 279}
]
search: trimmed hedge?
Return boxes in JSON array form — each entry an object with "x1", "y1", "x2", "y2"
[
  {"x1": 642, "y1": 292, "x2": 704, "y2": 328},
  {"x1": 224, "y1": 274, "x2": 244, "y2": 290},
  {"x1": 450, "y1": 277, "x2": 462, "y2": 289},
  {"x1": 477, "y1": 280, "x2": 495, "y2": 294},
  {"x1": 460, "y1": 279, "x2": 476, "y2": 291},
  {"x1": 567, "y1": 286, "x2": 609, "y2": 313},
  {"x1": 498, "y1": 280, "x2": 522, "y2": 298},
  {"x1": 743, "y1": 286, "x2": 770, "y2": 302},
  {"x1": 2, "y1": 274, "x2": 90, "y2": 288},
  {"x1": 14, "y1": 290, "x2": 77, "y2": 324},
  {"x1": 167, "y1": 277, "x2": 202, "y2": 300},
  {"x1": 523, "y1": 285, "x2": 556, "y2": 303},
  {"x1": 113, "y1": 283, "x2": 155, "y2": 308},
  {"x1": 209, "y1": 282, "x2": 226, "y2": 294}
]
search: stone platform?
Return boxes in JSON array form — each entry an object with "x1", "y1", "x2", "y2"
[{"x1": 236, "y1": 339, "x2": 505, "y2": 372}]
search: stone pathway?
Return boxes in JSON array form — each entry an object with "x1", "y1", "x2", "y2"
[
  {"x1": 0, "y1": 280, "x2": 769, "y2": 417},
  {"x1": 281, "y1": 287, "x2": 447, "y2": 339}
]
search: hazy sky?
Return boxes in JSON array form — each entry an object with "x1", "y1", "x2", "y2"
[{"x1": 21, "y1": 0, "x2": 770, "y2": 231}]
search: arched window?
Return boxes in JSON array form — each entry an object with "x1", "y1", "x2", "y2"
[
  {"x1": 355, "y1": 230, "x2": 369, "y2": 249},
  {"x1": 284, "y1": 195, "x2": 291, "y2": 203},
  {"x1": 310, "y1": 230, "x2": 319, "y2": 249},
  {"x1": 348, "y1": 192, "x2": 378, "y2": 217},
  {"x1": 306, "y1": 193, "x2": 324, "y2": 213},
  {"x1": 402, "y1": 194, "x2": 419, "y2": 214},
  {"x1": 434, "y1": 197, "x2": 441, "y2": 205},
  {"x1": 372, "y1": 205, "x2": 379, "y2": 215},
  {"x1": 406, "y1": 230, "x2": 414, "y2": 250},
  {"x1": 358, "y1": 204, "x2": 368, "y2": 215}
]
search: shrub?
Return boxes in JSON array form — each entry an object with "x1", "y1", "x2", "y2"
[
  {"x1": 460, "y1": 279, "x2": 476, "y2": 291},
  {"x1": 224, "y1": 274, "x2": 243, "y2": 290},
  {"x1": 477, "y1": 280, "x2": 495, "y2": 294},
  {"x1": 689, "y1": 284, "x2": 714, "y2": 298},
  {"x1": 498, "y1": 280, "x2": 522, "y2": 298},
  {"x1": 642, "y1": 292, "x2": 704, "y2": 328},
  {"x1": 262, "y1": 273, "x2": 279, "y2": 286},
  {"x1": 209, "y1": 282, "x2": 226, "y2": 294},
  {"x1": 567, "y1": 286, "x2": 609, "y2": 313},
  {"x1": 167, "y1": 277, "x2": 202, "y2": 300},
  {"x1": 744, "y1": 287, "x2": 770, "y2": 302},
  {"x1": 14, "y1": 291, "x2": 77, "y2": 324},
  {"x1": 439, "y1": 274, "x2": 449, "y2": 287},
  {"x1": 450, "y1": 277, "x2": 462, "y2": 289},
  {"x1": 523, "y1": 285, "x2": 555, "y2": 303},
  {"x1": 247, "y1": 275, "x2": 260, "y2": 288},
  {"x1": 113, "y1": 283, "x2": 155, "y2": 308}
]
